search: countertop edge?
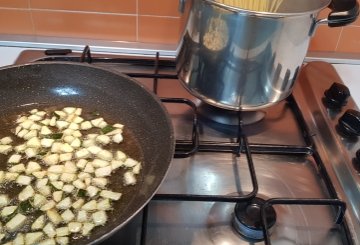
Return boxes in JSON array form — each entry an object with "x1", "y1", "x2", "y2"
[{"x1": 2, "y1": 35, "x2": 360, "y2": 63}]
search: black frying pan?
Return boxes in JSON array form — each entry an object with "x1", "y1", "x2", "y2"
[{"x1": 0, "y1": 62, "x2": 175, "y2": 244}]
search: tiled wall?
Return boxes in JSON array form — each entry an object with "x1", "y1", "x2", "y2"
[
  {"x1": 0, "y1": 0, "x2": 359, "y2": 53},
  {"x1": 0, "y1": 0, "x2": 181, "y2": 44}
]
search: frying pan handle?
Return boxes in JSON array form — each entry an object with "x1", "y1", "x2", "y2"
[{"x1": 327, "y1": 0, "x2": 359, "y2": 27}]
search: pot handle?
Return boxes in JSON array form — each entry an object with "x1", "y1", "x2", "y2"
[
  {"x1": 327, "y1": 0, "x2": 359, "y2": 27},
  {"x1": 179, "y1": 0, "x2": 186, "y2": 13}
]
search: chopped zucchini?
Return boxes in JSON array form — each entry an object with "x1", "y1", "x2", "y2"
[
  {"x1": 97, "y1": 199, "x2": 112, "y2": 211},
  {"x1": 111, "y1": 160, "x2": 124, "y2": 171},
  {"x1": 48, "y1": 165, "x2": 64, "y2": 174},
  {"x1": 31, "y1": 215, "x2": 45, "y2": 230},
  {"x1": 73, "y1": 180, "x2": 86, "y2": 190},
  {"x1": 26, "y1": 161, "x2": 41, "y2": 174},
  {"x1": 13, "y1": 233, "x2": 24, "y2": 245},
  {"x1": 37, "y1": 238, "x2": 56, "y2": 245},
  {"x1": 33, "y1": 194, "x2": 47, "y2": 208},
  {"x1": 94, "y1": 166, "x2": 112, "y2": 178},
  {"x1": 56, "y1": 227, "x2": 69, "y2": 237},
  {"x1": 0, "y1": 145, "x2": 13, "y2": 154},
  {"x1": 82, "y1": 222, "x2": 95, "y2": 236},
  {"x1": 76, "y1": 159, "x2": 88, "y2": 169},
  {"x1": 9, "y1": 164, "x2": 26, "y2": 173},
  {"x1": 72, "y1": 199, "x2": 84, "y2": 210},
  {"x1": 36, "y1": 178, "x2": 49, "y2": 189},
  {"x1": 112, "y1": 133, "x2": 123, "y2": 143},
  {"x1": 124, "y1": 158, "x2": 139, "y2": 168},
  {"x1": 24, "y1": 232, "x2": 43, "y2": 245},
  {"x1": 75, "y1": 149, "x2": 91, "y2": 159},
  {"x1": 16, "y1": 175, "x2": 32, "y2": 186},
  {"x1": 60, "y1": 209, "x2": 75, "y2": 223},
  {"x1": 46, "y1": 209, "x2": 62, "y2": 225},
  {"x1": 124, "y1": 171, "x2": 137, "y2": 186},
  {"x1": 40, "y1": 200, "x2": 56, "y2": 211},
  {"x1": 86, "y1": 186, "x2": 99, "y2": 198},
  {"x1": 83, "y1": 163, "x2": 94, "y2": 174},
  {"x1": 56, "y1": 197, "x2": 72, "y2": 210},
  {"x1": 91, "y1": 159, "x2": 109, "y2": 168},
  {"x1": 26, "y1": 137, "x2": 41, "y2": 148},
  {"x1": 18, "y1": 185, "x2": 35, "y2": 202},
  {"x1": 96, "y1": 150, "x2": 113, "y2": 161},
  {"x1": 43, "y1": 154, "x2": 59, "y2": 166},
  {"x1": 68, "y1": 222, "x2": 82, "y2": 233},
  {"x1": 55, "y1": 237, "x2": 69, "y2": 245},
  {"x1": 5, "y1": 213, "x2": 27, "y2": 232},
  {"x1": 52, "y1": 191, "x2": 63, "y2": 203},
  {"x1": 87, "y1": 146, "x2": 102, "y2": 155},
  {"x1": 43, "y1": 223, "x2": 56, "y2": 238},
  {"x1": 59, "y1": 153, "x2": 72, "y2": 162},
  {"x1": 0, "y1": 136, "x2": 13, "y2": 145},
  {"x1": 81, "y1": 200, "x2": 97, "y2": 211},
  {"x1": 80, "y1": 121, "x2": 92, "y2": 130},
  {"x1": 5, "y1": 172, "x2": 19, "y2": 181},
  {"x1": 92, "y1": 211, "x2": 107, "y2": 226},
  {"x1": 100, "y1": 190, "x2": 122, "y2": 201},
  {"x1": 32, "y1": 171, "x2": 47, "y2": 179},
  {"x1": 40, "y1": 126, "x2": 52, "y2": 136},
  {"x1": 91, "y1": 178, "x2": 108, "y2": 188},
  {"x1": 63, "y1": 161, "x2": 77, "y2": 173},
  {"x1": 41, "y1": 138, "x2": 54, "y2": 148},
  {"x1": 62, "y1": 185, "x2": 75, "y2": 194},
  {"x1": 1, "y1": 206, "x2": 17, "y2": 217},
  {"x1": 8, "y1": 154, "x2": 22, "y2": 164}
]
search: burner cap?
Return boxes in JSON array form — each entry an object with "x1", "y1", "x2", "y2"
[{"x1": 233, "y1": 197, "x2": 276, "y2": 240}]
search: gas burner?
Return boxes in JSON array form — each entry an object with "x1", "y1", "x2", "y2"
[
  {"x1": 233, "y1": 197, "x2": 276, "y2": 240},
  {"x1": 198, "y1": 103, "x2": 265, "y2": 126}
]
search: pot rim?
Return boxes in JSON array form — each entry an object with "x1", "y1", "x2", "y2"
[{"x1": 204, "y1": 0, "x2": 331, "y2": 17}]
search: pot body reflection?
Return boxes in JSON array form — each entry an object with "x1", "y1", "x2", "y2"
[{"x1": 177, "y1": 0, "x2": 319, "y2": 110}]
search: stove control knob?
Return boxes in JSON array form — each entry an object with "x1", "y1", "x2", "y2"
[
  {"x1": 354, "y1": 150, "x2": 360, "y2": 172},
  {"x1": 338, "y1": 109, "x2": 360, "y2": 137},
  {"x1": 324, "y1": 83, "x2": 350, "y2": 108}
]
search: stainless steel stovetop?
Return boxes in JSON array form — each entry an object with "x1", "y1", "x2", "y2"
[{"x1": 12, "y1": 48, "x2": 360, "y2": 245}]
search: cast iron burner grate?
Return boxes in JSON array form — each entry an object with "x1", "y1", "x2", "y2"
[{"x1": 36, "y1": 46, "x2": 351, "y2": 245}]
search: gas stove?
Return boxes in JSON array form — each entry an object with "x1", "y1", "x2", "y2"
[{"x1": 13, "y1": 47, "x2": 360, "y2": 245}]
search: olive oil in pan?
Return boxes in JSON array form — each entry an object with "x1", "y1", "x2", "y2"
[{"x1": 0, "y1": 104, "x2": 144, "y2": 244}]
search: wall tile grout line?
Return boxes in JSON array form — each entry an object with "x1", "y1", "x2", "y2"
[
  {"x1": 0, "y1": 6, "x2": 181, "y2": 19},
  {"x1": 335, "y1": 27, "x2": 344, "y2": 51},
  {"x1": 27, "y1": 0, "x2": 36, "y2": 36},
  {"x1": 136, "y1": 0, "x2": 139, "y2": 42},
  {"x1": 0, "y1": 7, "x2": 136, "y2": 16},
  {"x1": 139, "y1": 14, "x2": 180, "y2": 19}
]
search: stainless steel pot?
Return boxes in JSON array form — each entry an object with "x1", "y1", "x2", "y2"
[{"x1": 176, "y1": 0, "x2": 359, "y2": 111}]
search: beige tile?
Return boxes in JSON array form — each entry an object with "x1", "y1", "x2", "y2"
[
  {"x1": 0, "y1": 0, "x2": 28, "y2": 8},
  {"x1": 32, "y1": 10, "x2": 136, "y2": 41},
  {"x1": 139, "y1": 0, "x2": 179, "y2": 16},
  {"x1": 0, "y1": 9, "x2": 33, "y2": 35},
  {"x1": 336, "y1": 26, "x2": 360, "y2": 53},
  {"x1": 30, "y1": 0, "x2": 136, "y2": 14},
  {"x1": 139, "y1": 16, "x2": 181, "y2": 44},
  {"x1": 308, "y1": 25, "x2": 342, "y2": 52}
]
